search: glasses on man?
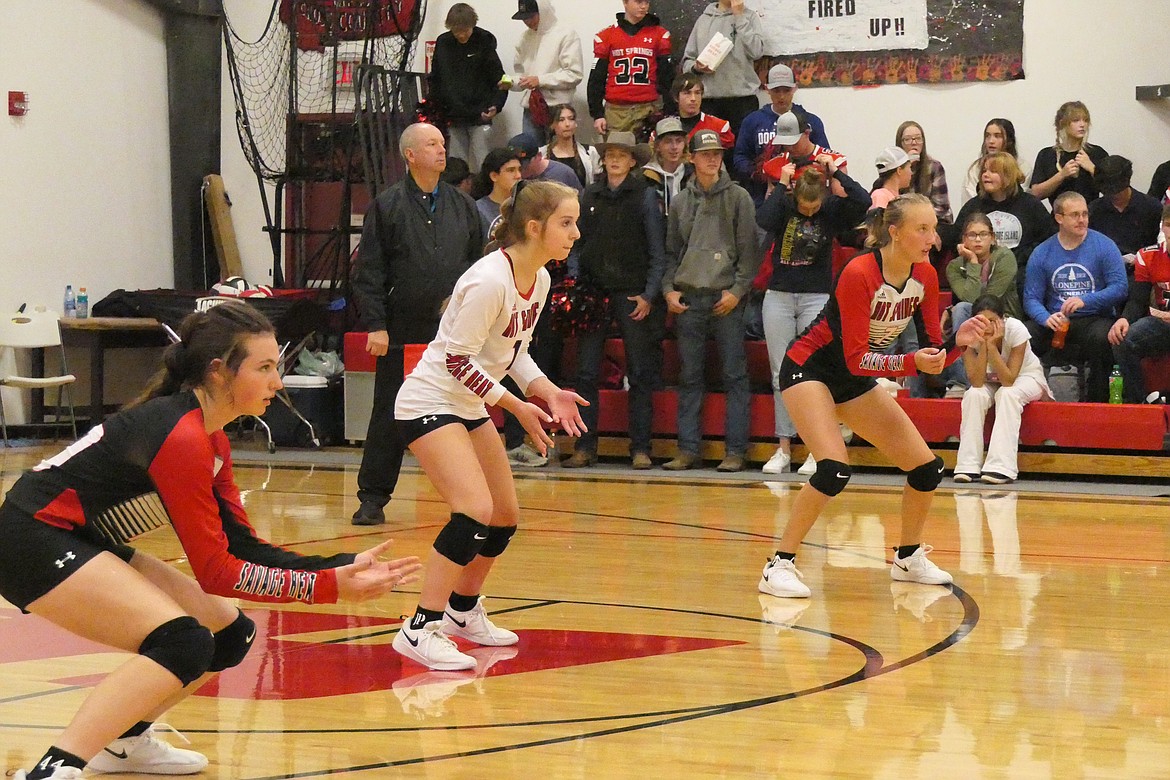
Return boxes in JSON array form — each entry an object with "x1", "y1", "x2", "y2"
[{"x1": 964, "y1": 230, "x2": 993, "y2": 240}]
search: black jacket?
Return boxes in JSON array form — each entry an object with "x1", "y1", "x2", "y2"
[
  {"x1": 575, "y1": 174, "x2": 667, "y2": 298},
  {"x1": 352, "y1": 175, "x2": 484, "y2": 344},
  {"x1": 428, "y1": 27, "x2": 507, "y2": 125}
]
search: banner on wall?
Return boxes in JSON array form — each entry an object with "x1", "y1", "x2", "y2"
[
  {"x1": 764, "y1": 0, "x2": 929, "y2": 54},
  {"x1": 656, "y1": 0, "x2": 1024, "y2": 86}
]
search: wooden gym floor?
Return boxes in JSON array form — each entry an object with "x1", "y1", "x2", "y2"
[{"x1": 3, "y1": 442, "x2": 1170, "y2": 778}]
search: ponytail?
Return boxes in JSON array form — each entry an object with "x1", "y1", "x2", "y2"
[{"x1": 128, "y1": 300, "x2": 276, "y2": 408}]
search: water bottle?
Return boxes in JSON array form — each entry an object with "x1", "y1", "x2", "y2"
[
  {"x1": 63, "y1": 285, "x2": 76, "y2": 318},
  {"x1": 1108, "y1": 365, "x2": 1124, "y2": 404},
  {"x1": 76, "y1": 287, "x2": 89, "y2": 319}
]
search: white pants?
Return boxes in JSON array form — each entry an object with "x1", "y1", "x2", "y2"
[
  {"x1": 446, "y1": 124, "x2": 493, "y2": 171},
  {"x1": 955, "y1": 377, "x2": 1047, "y2": 478}
]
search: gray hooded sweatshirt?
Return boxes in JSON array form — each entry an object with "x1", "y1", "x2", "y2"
[{"x1": 664, "y1": 169, "x2": 761, "y2": 301}]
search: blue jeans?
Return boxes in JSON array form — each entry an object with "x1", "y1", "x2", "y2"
[
  {"x1": 574, "y1": 295, "x2": 665, "y2": 454},
  {"x1": 762, "y1": 290, "x2": 828, "y2": 438},
  {"x1": 1116, "y1": 315, "x2": 1170, "y2": 403},
  {"x1": 675, "y1": 292, "x2": 750, "y2": 455}
]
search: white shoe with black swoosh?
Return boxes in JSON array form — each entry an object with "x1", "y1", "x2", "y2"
[
  {"x1": 86, "y1": 723, "x2": 207, "y2": 775},
  {"x1": 442, "y1": 597, "x2": 519, "y2": 647},
  {"x1": 890, "y1": 545, "x2": 953, "y2": 586},
  {"x1": 393, "y1": 621, "x2": 476, "y2": 670}
]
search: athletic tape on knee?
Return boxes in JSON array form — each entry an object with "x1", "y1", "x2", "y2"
[
  {"x1": 907, "y1": 456, "x2": 945, "y2": 492},
  {"x1": 433, "y1": 512, "x2": 490, "y2": 566},
  {"x1": 478, "y1": 525, "x2": 517, "y2": 558},
  {"x1": 809, "y1": 459, "x2": 851, "y2": 497},
  {"x1": 139, "y1": 616, "x2": 215, "y2": 686},
  {"x1": 208, "y1": 610, "x2": 256, "y2": 672}
]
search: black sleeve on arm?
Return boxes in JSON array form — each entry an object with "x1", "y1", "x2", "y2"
[
  {"x1": 587, "y1": 58, "x2": 608, "y2": 119},
  {"x1": 1123, "y1": 280, "x2": 1154, "y2": 323},
  {"x1": 219, "y1": 499, "x2": 357, "y2": 571},
  {"x1": 657, "y1": 55, "x2": 676, "y2": 112}
]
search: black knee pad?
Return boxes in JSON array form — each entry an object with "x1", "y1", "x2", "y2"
[
  {"x1": 479, "y1": 525, "x2": 517, "y2": 558},
  {"x1": 433, "y1": 512, "x2": 490, "y2": 566},
  {"x1": 809, "y1": 459, "x2": 851, "y2": 497},
  {"x1": 208, "y1": 610, "x2": 256, "y2": 672},
  {"x1": 906, "y1": 456, "x2": 945, "y2": 492},
  {"x1": 139, "y1": 616, "x2": 215, "y2": 686}
]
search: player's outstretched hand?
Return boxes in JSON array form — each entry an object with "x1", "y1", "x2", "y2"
[
  {"x1": 955, "y1": 314, "x2": 990, "y2": 348},
  {"x1": 515, "y1": 400, "x2": 556, "y2": 455},
  {"x1": 547, "y1": 389, "x2": 589, "y2": 438},
  {"x1": 336, "y1": 540, "x2": 422, "y2": 602}
]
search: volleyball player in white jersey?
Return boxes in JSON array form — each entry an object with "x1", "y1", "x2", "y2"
[{"x1": 392, "y1": 180, "x2": 587, "y2": 670}]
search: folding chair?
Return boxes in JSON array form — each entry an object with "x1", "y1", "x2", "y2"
[{"x1": 0, "y1": 307, "x2": 78, "y2": 446}]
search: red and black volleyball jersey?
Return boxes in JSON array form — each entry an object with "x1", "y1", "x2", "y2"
[
  {"x1": 787, "y1": 249, "x2": 958, "y2": 377},
  {"x1": 594, "y1": 17, "x2": 672, "y2": 105},
  {"x1": 4, "y1": 392, "x2": 353, "y2": 604}
]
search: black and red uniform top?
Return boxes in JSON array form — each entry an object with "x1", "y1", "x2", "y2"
[
  {"x1": 3, "y1": 392, "x2": 354, "y2": 604},
  {"x1": 786, "y1": 249, "x2": 960, "y2": 377}
]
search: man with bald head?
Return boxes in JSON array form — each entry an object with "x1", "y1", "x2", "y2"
[{"x1": 350, "y1": 122, "x2": 484, "y2": 525}]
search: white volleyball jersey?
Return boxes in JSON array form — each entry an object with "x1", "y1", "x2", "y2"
[{"x1": 395, "y1": 249, "x2": 549, "y2": 420}]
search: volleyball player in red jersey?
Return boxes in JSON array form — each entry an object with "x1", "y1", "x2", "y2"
[
  {"x1": 759, "y1": 194, "x2": 990, "y2": 599},
  {"x1": 0, "y1": 302, "x2": 420, "y2": 780}
]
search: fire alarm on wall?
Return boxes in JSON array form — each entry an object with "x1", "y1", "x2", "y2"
[{"x1": 8, "y1": 91, "x2": 29, "y2": 116}]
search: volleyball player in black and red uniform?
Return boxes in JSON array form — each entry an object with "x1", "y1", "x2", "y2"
[
  {"x1": 759, "y1": 193, "x2": 990, "y2": 599},
  {"x1": 0, "y1": 302, "x2": 420, "y2": 780}
]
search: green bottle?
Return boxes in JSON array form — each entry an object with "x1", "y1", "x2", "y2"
[{"x1": 1108, "y1": 365, "x2": 1124, "y2": 404}]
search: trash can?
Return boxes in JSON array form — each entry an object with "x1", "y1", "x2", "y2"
[{"x1": 264, "y1": 374, "x2": 343, "y2": 447}]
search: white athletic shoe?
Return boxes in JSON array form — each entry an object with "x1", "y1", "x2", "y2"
[
  {"x1": 758, "y1": 555, "x2": 812, "y2": 598},
  {"x1": 443, "y1": 598, "x2": 519, "y2": 646},
  {"x1": 393, "y1": 620, "x2": 476, "y2": 670},
  {"x1": 14, "y1": 768, "x2": 84, "y2": 780},
  {"x1": 839, "y1": 422, "x2": 854, "y2": 444},
  {"x1": 87, "y1": 723, "x2": 207, "y2": 775},
  {"x1": 797, "y1": 453, "x2": 817, "y2": 476},
  {"x1": 506, "y1": 443, "x2": 548, "y2": 468},
  {"x1": 761, "y1": 449, "x2": 791, "y2": 474},
  {"x1": 890, "y1": 545, "x2": 953, "y2": 585}
]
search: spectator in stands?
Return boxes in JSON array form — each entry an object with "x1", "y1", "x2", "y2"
[
  {"x1": 760, "y1": 110, "x2": 849, "y2": 199},
  {"x1": 679, "y1": 0, "x2": 767, "y2": 139},
  {"x1": 544, "y1": 103, "x2": 600, "y2": 188},
  {"x1": 897, "y1": 121, "x2": 952, "y2": 228},
  {"x1": 954, "y1": 152, "x2": 1054, "y2": 286},
  {"x1": 663, "y1": 129, "x2": 761, "y2": 472},
  {"x1": 1030, "y1": 101, "x2": 1109, "y2": 207},
  {"x1": 428, "y1": 4, "x2": 507, "y2": 170},
  {"x1": 1089, "y1": 155, "x2": 1162, "y2": 262},
  {"x1": 588, "y1": 0, "x2": 674, "y2": 138},
  {"x1": 948, "y1": 212, "x2": 1023, "y2": 322},
  {"x1": 673, "y1": 73, "x2": 735, "y2": 149},
  {"x1": 1023, "y1": 192, "x2": 1128, "y2": 403},
  {"x1": 643, "y1": 116, "x2": 693, "y2": 216},
  {"x1": 734, "y1": 64, "x2": 829, "y2": 204},
  {"x1": 441, "y1": 157, "x2": 474, "y2": 195},
  {"x1": 954, "y1": 294, "x2": 1051, "y2": 485},
  {"x1": 351, "y1": 123, "x2": 484, "y2": 525},
  {"x1": 1148, "y1": 159, "x2": 1170, "y2": 204},
  {"x1": 870, "y1": 147, "x2": 913, "y2": 209},
  {"x1": 508, "y1": 132, "x2": 583, "y2": 192},
  {"x1": 962, "y1": 118, "x2": 1027, "y2": 204},
  {"x1": 563, "y1": 132, "x2": 665, "y2": 470},
  {"x1": 756, "y1": 162, "x2": 869, "y2": 474},
  {"x1": 935, "y1": 212, "x2": 1023, "y2": 398},
  {"x1": 1109, "y1": 204, "x2": 1170, "y2": 402},
  {"x1": 509, "y1": 0, "x2": 584, "y2": 140},
  {"x1": 473, "y1": 147, "x2": 523, "y2": 241}
]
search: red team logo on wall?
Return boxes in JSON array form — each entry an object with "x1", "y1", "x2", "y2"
[{"x1": 279, "y1": 0, "x2": 421, "y2": 50}]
